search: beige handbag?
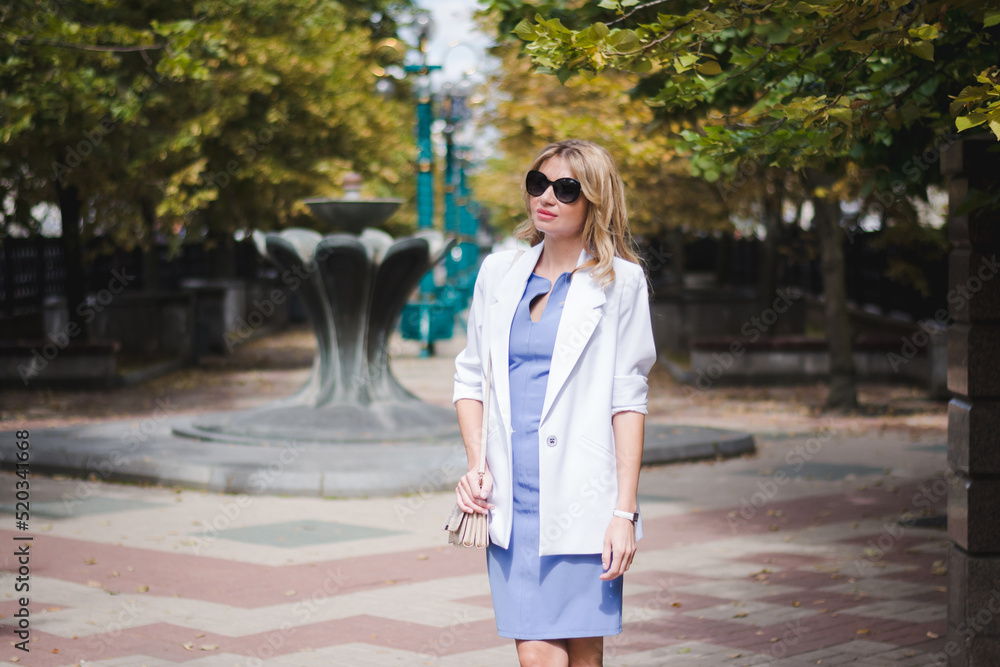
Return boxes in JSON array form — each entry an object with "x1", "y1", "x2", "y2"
[
  {"x1": 443, "y1": 354, "x2": 494, "y2": 548},
  {"x1": 445, "y1": 249, "x2": 523, "y2": 548}
]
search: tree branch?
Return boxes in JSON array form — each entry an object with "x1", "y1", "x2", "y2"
[
  {"x1": 608, "y1": 0, "x2": 673, "y2": 26},
  {"x1": 15, "y1": 36, "x2": 166, "y2": 52}
]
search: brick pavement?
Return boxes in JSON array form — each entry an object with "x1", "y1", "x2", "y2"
[{"x1": 0, "y1": 328, "x2": 951, "y2": 666}]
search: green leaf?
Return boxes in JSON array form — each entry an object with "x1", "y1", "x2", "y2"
[
  {"x1": 909, "y1": 24, "x2": 939, "y2": 41},
  {"x1": 984, "y1": 10, "x2": 1000, "y2": 28},
  {"x1": 906, "y1": 40, "x2": 934, "y2": 61},
  {"x1": 513, "y1": 19, "x2": 538, "y2": 41},
  {"x1": 697, "y1": 60, "x2": 722, "y2": 75},
  {"x1": 631, "y1": 58, "x2": 653, "y2": 73},
  {"x1": 828, "y1": 107, "x2": 852, "y2": 124},
  {"x1": 955, "y1": 113, "x2": 987, "y2": 131},
  {"x1": 678, "y1": 53, "x2": 699, "y2": 68},
  {"x1": 609, "y1": 29, "x2": 640, "y2": 51},
  {"x1": 990, "y1": 119, "x2": 1000, "y2": 140},
  {"x1": 696, "y1": 10, "x2": 728, "y2": 27},
  {"x1": 597, "y1": 0, "x2": 618, "y2": 9},
  {"x1": 593, "y1": 22, "x2": 610, "y2": 39}
]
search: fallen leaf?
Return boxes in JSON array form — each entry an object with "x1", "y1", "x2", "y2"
[
  {"x1": 285, "y1": 590, "x2": 296, "y2": 596},
  {"x1": 927, "y1": 631, "x2": 940, "y2": 639},
  {"x1": 137, "y1": 585, "x2": 149, "y2": 593},
  {"x1": 84, "y1": 558, "x2": 97, "y2": 565},
  {"x1": 857, "y1": 628, "x2": 871, "y2": 634},
  {"x1": 734, "y1": 612, "x2": 748, "y2": 618},
  {"x1": 792, "y1": 600, "x2": 800, "y2": 607},
  {"x1": 200, "y1": 644, "x2": 219, "y2": 651},
  {"x1": 183, "y1": 643, "x2": 195, "y2": 651}
]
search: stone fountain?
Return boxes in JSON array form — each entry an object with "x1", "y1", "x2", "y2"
[{"x1": 173, "y1": 174, "x2": 459, "y2": 443}]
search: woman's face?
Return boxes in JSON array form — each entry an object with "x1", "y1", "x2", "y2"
[{"x1": 529, "y1": 156, "x2": 588, "y2": 242}]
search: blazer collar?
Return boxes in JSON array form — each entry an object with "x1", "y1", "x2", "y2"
[{"x1": 489, "y1": 239, "x2": 607, "y2": 428}]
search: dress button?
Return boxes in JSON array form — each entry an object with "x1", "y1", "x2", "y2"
[{"x1": 546, "y1": 435, "x2": 558, "y2": 447}]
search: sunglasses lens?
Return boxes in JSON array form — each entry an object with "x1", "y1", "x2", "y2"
[
  {"x1": 525, "y1": 170, "x2": 548, "y2": 197},
  {"x1": 553, "y1": 180, "x2": 581, "y2": 204}
]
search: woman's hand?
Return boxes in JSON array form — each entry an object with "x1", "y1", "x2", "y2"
[
  {"x1": 456, "y1": 468, "x2": 495, "y2": 515},
  {"x1": 599, "y1": 516, "x2": 636, "y2": 580}
]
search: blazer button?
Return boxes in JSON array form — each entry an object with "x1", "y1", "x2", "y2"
[{"x1": 546, "y1": 435, "x2": 558, "y2": 447}]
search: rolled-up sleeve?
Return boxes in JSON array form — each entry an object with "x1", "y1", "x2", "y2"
[
  {"x1": 612, "y1": 267, "x2": 657, "y2": 415},
  {"x1": 453, "y1": 258, "x2": 489, "y2": 404}
]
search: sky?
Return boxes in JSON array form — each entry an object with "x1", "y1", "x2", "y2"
[{"x1": 414, "y1": 0, "x2": 494, "y2": 85}]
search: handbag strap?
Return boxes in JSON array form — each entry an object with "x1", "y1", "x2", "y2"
[{"x1": 477, "y1": 248, "x2": 525, "y2": 484}]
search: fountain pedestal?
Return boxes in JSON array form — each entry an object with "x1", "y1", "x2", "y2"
[{"x1": 173, "y1": 185, "x2": 460, "y2": 443}]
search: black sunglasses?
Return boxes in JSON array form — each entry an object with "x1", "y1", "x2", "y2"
[{"x1": 525, "y1": 170, "x2": 582, "y2": 204}]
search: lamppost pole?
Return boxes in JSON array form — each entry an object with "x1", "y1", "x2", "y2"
[
  {"x1": 403, "y1": 12, "x2": 440, "y2": 296},
  {"x1": 442, "y1": 84, "x2": 461, "y2": 279}
]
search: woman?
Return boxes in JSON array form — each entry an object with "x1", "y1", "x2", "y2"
[{"x1": 453, "y1": 139, "x2": 656, "y2": 666}]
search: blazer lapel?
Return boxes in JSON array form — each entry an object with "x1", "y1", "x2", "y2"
[
  {"x1": 540, "y1": 249, "x2": 606, "y2": 424},
  {"x1": 489, "y1": 241, "x2": 543, "y2": 432}
]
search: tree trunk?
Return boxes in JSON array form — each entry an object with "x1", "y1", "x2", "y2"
[
  {"x1": 207, "y1": 233, "x2": 236, "y2": 278},
  {"x1": 757, "y1": 172, "x2": 783, "y2": 314},
  {"x1": 54, "y1": 178, "x2": 89, "y2": 343},
  {"x1": 714, "y1": 231, "x2": 731, "y2": 287},
  {"x1": 807, "y1": 172, "x2": 857, "y2": 410},
  {"x1": 140, "y1": 197, "x2": 160, "y2": 292},
  {"x1": 670, "y1": 226, "x2": 685, "y2": 293}
]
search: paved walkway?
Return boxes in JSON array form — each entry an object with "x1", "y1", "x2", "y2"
[{"x1": 0, "y1": 325, "x2": 951, "y2": 665}]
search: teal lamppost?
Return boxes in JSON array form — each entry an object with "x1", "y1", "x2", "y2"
[
  {"x1": 396, "y1": 33, "x2": 484, "y2": 355},
  {"x1": 403, "y1": 12, "x2": 441, "y2": 297},
  {"x1": 398, "y1": 13, "x2": 447, "y2": 357},
  {"x1": 454, "y1": 142, "x2": 482, "y2": 303},
  {"x1": 441, "y1": 81, "x2": 465, "y2": 281}
]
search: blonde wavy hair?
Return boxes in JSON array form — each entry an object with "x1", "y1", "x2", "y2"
[{"x1": 513, "y1": 139, "x2": 639, "y2": 287}]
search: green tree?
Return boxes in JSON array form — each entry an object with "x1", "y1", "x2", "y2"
[
  {"x1": 1, "y1": 0, "x2": 415, "y2": 338},
  {"x1": 488, "y1": 0, "x2": 1000, "y2": 409}
]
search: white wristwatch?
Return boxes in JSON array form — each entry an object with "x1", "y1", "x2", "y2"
[{"x1": 612, "y1": 509, "x2": 639, "y2": 523}]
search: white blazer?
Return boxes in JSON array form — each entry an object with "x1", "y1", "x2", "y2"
[{"x1": 453, "y1": 240, "x2": 657, "y2": 556}]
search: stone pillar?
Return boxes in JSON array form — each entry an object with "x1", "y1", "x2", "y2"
[{"x1": 945, "y1": 135, "x2": 1000, "y2": 666}]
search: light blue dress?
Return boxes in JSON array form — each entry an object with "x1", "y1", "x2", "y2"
[{"x1": 486, "y1": 271, "x2": 623, "y2": 640}]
